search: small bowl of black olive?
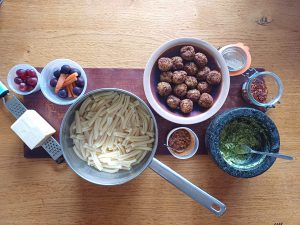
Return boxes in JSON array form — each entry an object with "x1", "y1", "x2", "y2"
[{"x1": 40, "y1": 59, "x2": 88, "y2": 105}]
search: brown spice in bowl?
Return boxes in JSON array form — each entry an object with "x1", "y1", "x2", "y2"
[{"x1": 168, "y1": 129, "x2": 192, "y2": 153}]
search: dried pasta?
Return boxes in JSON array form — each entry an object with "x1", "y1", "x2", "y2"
[{"x1": 70, "y1": 91, "x2": 155, "y2": 173}]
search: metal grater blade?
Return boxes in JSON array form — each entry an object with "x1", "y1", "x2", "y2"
[
  {"x1": 42, "y1": 137, "x2": 64, "y2": 162},
  {"x1": 3, "y1": 95, "x2": 27, "y2": 119},
  {"x1": 3, "y1": 95, "x2": 64, "y2": 163}
]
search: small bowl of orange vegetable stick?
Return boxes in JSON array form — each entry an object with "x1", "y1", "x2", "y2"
[{"x1": 40, "y1": 59, "x2": 87, "y2": 105}]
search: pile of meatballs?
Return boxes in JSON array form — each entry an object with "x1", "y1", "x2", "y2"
[{"x1": 156, "y1": 45, "x2": 222, "y2": 114}]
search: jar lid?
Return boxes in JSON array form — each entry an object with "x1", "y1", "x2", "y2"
[
  {"x1": 220, "y1": 46, "x2": 247, "y2": 71},
  {"x1": 219, "y1": 43, "x2": 252, "y2": 76}
]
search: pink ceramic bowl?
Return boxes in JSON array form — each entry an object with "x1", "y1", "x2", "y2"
[{"x1": 143, "y1": 37, "x2": 230, "y2": 124}]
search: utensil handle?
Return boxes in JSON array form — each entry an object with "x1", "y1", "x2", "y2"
[
  {"x1": 149, "y1": 158, "x2": 226, "y2": 217},
  {"x1": 252, "y1": 150, "x2": 294, "y2": 160}
]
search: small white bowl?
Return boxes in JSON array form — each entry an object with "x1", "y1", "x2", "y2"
[
  {"x1": 166, "y1": 127, "x2": 199, "y2": 159},
  {"x1": 40, "y1": 59, "x2": 87, "y2": 105},
  {"x1": 7, "y1": 64, "x2": 41, "y2": 95}
]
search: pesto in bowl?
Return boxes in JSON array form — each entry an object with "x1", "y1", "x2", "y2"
[
  {"x1": 219, "y1": 117, "x2": 270, "y2": 169},
  {"x1": 206, "y1": 108, "x2": 280, "y2": 178}
]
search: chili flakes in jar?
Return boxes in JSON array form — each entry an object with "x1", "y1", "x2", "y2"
[{"x1": 250, "y1": 78, "x2": 268, "y2": 103}]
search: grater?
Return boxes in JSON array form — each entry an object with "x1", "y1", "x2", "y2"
[{"x1": 0, "y1": 80, "x2": 64, "y2": 163}]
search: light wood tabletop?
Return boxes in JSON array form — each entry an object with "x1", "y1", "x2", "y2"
[{"x1": 0, "y1": 0, "x2": 299, "y2": 224}]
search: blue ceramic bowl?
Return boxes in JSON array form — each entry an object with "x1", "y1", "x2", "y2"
[{"x1": 205, "y1": 108, "x2": 280, "y2": 178}]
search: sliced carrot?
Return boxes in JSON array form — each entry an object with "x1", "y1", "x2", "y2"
[
  {"x1": 71, "y1": 83, "x2": 77, "y2": 97},
  {"x1": 60, "y1": 73, "x2": 78, "y2": 88},
  {"x1": 66, "y1": 85, "x2": 72, "y2": 98},
  {"x1": 55, "y1": 74, "x2": 68, "y2": 93},
  {"x1": 69, "y1": 84, "x2": 75, "y2": 97},
  {"x1": 70, "y1": 82, "x2": 77, "y2": 97},
  {"x1": 63, "y1": 77, "x2": 77, "y2": 87},
  {"x1": 64, "y1": 73, "x2": 78, "y2": 83}
]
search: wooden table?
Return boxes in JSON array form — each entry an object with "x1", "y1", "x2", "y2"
[{"x1": 0, "y1": 0, "x2": 299, "y2": 224}]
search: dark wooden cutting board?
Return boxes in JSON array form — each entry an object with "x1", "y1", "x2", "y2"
[{"x1": 23, "y1": 68, "x2": 263, "y2": 158}]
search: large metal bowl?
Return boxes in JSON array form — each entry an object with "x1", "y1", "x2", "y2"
[
  {"x1": 60, "y1": 88, "x2": 226, "y2": 216},
  {"x1": 60, "y1": 88, "x2": 158, "y2": 185}
]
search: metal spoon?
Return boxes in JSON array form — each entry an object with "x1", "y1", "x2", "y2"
[{"x1": 239, "y1": 145, "x2": 293, "y2": 160}]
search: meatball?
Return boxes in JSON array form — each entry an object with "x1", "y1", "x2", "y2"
[
  {"x1": 207, "y1": 70, "x2": 222, "y2": 85},
  {"x1": 198, "y1": 93, "x2": 214, "y2": 108},
  {"x1": 184, "y1": 62, "x2": 198, "y2": 76},
  {"x1": 194, "y1": 52, "x2": 208, "y2": 68},
  {"x1": 171, "y1": 56, "x2": 184, "y2": 70},
  {"x1": 185, "y1": 76, "x2": 198, "y2": 89},
  {"x1": 172, "y1": 70, "x2": 187, "y2": 84},
  {"x1": 180, "y1": 99, "x2": 193, "y2": 113},
  {"x1": 157, "y1": 82, "x2": 172, "y2": 96},
  {"x1": 166, "y1": 95, "x2": 181, "y2": 109},
  {"x1": 180, "y1": 46, "x2": 195, "y2": 61},
  {"x1": 197, "y1": 81, "x2": 211, "y2": 94},
  {"x1": 187, "y1": 89, "x2": 201, "y2": 102},
  {"x1": 196, "y1": 66, "x2": 210, "y2": 81},
  {"x1": 174, "y1": 83, "x2": 188, "y2": 98},
  {"x1": 160, "y1": 71, "x2": 173, "y2": 83},
  {"x1": 158, "y1": 57, "x2": 173, "y2": 72}
]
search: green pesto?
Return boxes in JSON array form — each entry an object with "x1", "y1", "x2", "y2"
[{"x1": 219, "y1": 118, "x2": 268, "y2": 164}]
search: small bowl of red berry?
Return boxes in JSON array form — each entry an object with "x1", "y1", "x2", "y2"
[
  {"x1": 7, "y1": 64, "x2": 40, "y2": 95},
  {"x1": 40, "y1": 59, "x2": 87, "y2": 105}
]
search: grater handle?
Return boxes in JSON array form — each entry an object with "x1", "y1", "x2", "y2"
[{"x1": 0, "y1": 81, "x2": 9, "y2": 98}]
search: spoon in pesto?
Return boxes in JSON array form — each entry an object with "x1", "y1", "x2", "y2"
[{"x1": 239, "y1": 145, "x2": 293, "y2": 160}]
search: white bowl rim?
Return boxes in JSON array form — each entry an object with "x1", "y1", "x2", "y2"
[
  {"x1": 40, "y1": 59, "x2": 87, "y2": 105},
  {"x1": 7, "y1": 64, "x2": 41, "y2": 95},
  {"x1": 143, "y1": 37, "x2": 230, "y2": 124}
]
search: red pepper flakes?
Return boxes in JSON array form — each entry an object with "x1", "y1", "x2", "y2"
[{"x1": 250, "y1": 78, "x2": 268, "y2": 103}]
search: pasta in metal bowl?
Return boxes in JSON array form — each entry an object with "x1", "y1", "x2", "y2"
[{"x1": 70, "y1": 91, "x2": 155, "y2": 173}]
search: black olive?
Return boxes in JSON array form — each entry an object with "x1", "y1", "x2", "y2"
[
  {"x1": 60, "y1": 65, "x2": 71, "y2": 74},
  {"x1": 73, "y1": 87, "x2": 83, "y2": 96},
  {"x1": 58, "y1": 88, "x2": 68, "y2": 98},
  {"x1": 69, "y1": 68, "x2": 81, "y2": 77},
  {"x1": 53, "y1": 69, "x2": 61, "y2": 79}
]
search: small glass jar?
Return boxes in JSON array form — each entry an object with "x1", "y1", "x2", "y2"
[{"x1": 241, "y1": 69, "x2": 283, "y2": 109}]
